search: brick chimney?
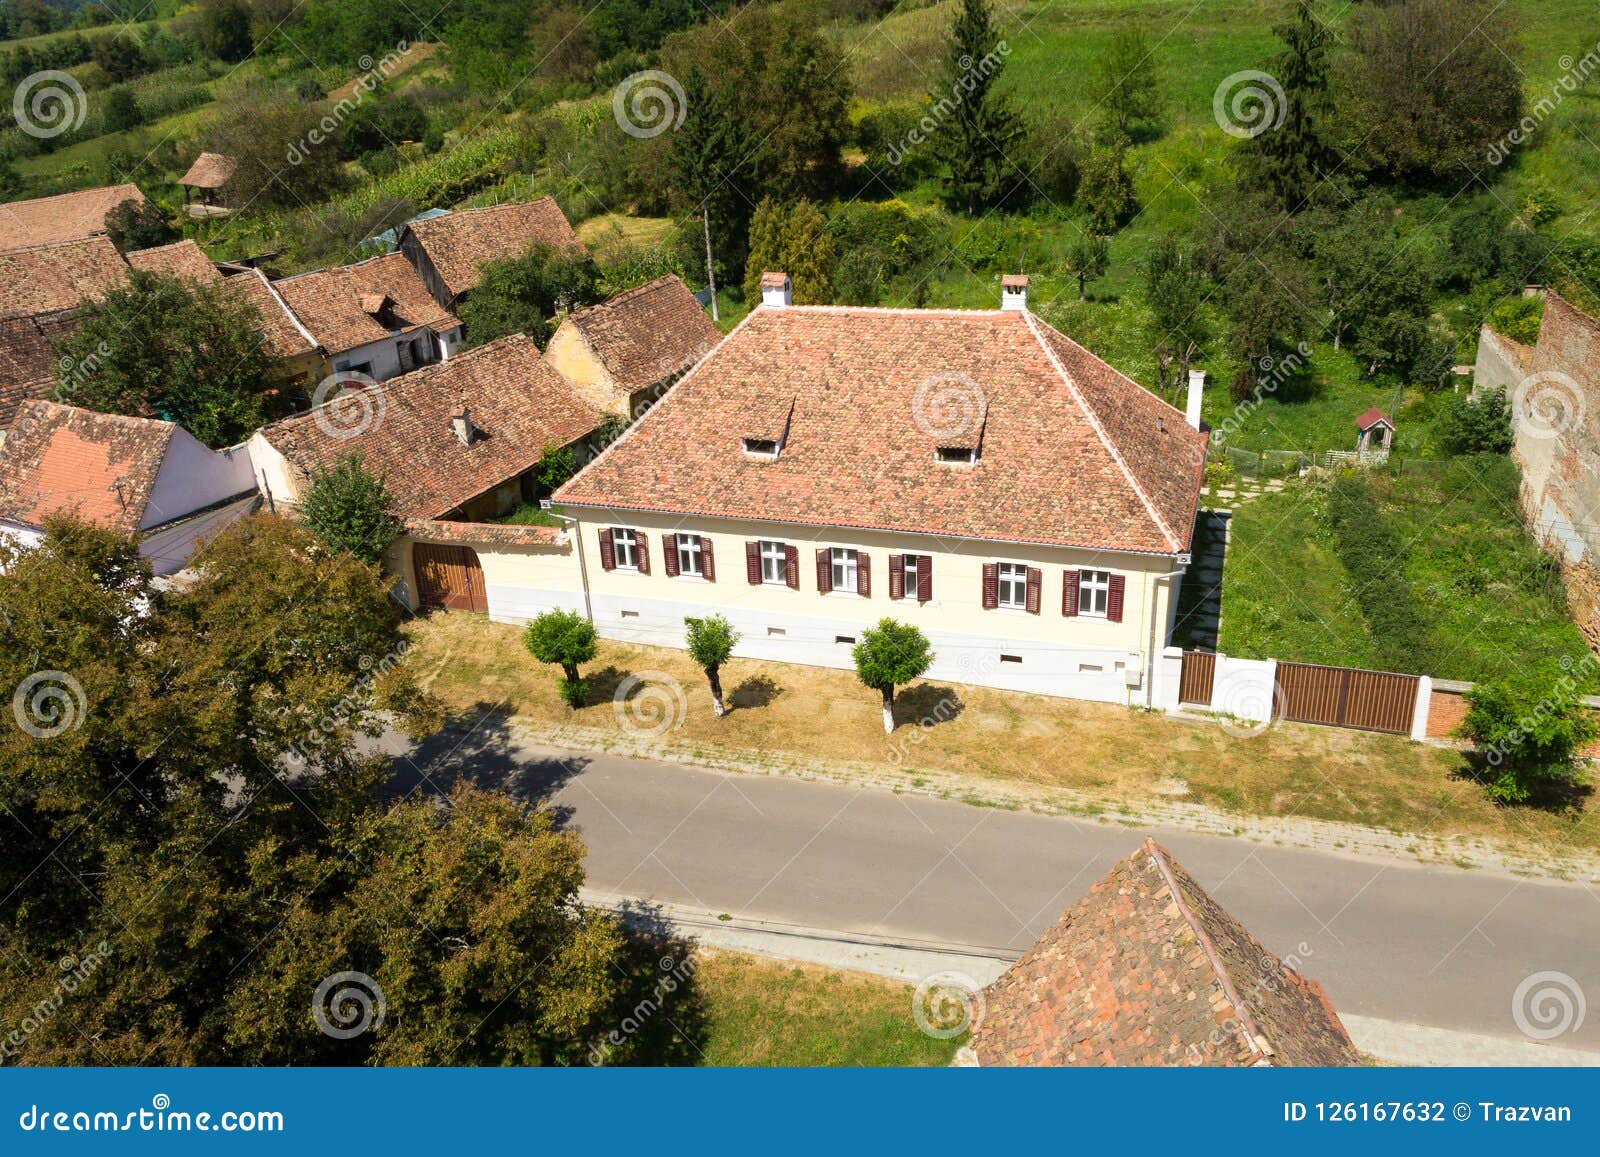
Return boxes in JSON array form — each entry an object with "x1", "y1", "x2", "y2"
[
  {"x1": 1001, "y1": 274, "x2": 1028, "y2": 312},
  {"x1": 760, "y1": 271, "x2": 791, "y2": 309}
]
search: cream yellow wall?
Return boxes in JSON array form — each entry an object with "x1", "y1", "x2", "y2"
[
  {"x1": 390, "y1": 534, "x2": 586, "y2": 621},
  {"x1": 544, "y1": 322, "x2": 624, "y2": 417}
]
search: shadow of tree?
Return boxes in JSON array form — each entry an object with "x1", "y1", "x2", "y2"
[
  {"x1": 729, "y1": 674, "x2": 781, "y2": 710},
  {"x1": 585, "y1": 664, "x2": 631, "y2": 706},
  {"x1": 1449, "y1": 752, "x2": 1596, "y2": 814},
  {"x1": 590, "y1": 899, "x2": 711, "y2": 1066},
  {"x1": 895, "y1": 683, "x2": 965, "y2": 729}
]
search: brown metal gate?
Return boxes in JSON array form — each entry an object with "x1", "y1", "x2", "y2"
[
  {"x1": 414, "y1": 543, "x2": 487, "y2": 613},
  {"x1": 1274, "y1": 662, "x2": 1418, "y2": 734},
  {"x1": 1178, "y1": 650, "x2": 1216, "y2": 706}
]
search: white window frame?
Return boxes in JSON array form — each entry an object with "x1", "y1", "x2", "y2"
[
  {"x1": 676, "y1": 533, "x2": 703, "y2": 577},
  {"x1": 902, "y1": 554, "x2": 921, "y2": 598},
  {"x1": 1078, "y1": 569, "x2": 1111, "y2": 617},
  {"x1": 612, "y1": 527, "x2": 638, "y2": 570},
  {"x1": 831, "y1": 547, "x2": 858, "y2": 594},
  {"x1": 759, "y1": 540, "x2": 787, "y2": 585},
  {"x1": 996, "y1": 562, "x2": 1028, "y2": 610}
]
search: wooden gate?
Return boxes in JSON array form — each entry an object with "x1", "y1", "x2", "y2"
[
  {"x1": 1274, "y1": 662, "x2": 1418, "y2": 734},
  {"x1": 1178, "y1": 650, "x2": 1216, "y2": 706},
  {"x1": 414, "y1": 544, "x2": 487, "y2": 613}
]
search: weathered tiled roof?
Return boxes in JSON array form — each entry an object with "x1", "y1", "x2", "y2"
[
  {"x1": 405, "y1": 518, "x2": 561, "y2": 546},
  {"x1": 0, "y1": 184, "x2": 145, "y2": 249},
  {"x1": 0, "y1": 311, "x2": 75, "y2": 427},
  {"x1": 969, "y1": 839, "x2": 1360, "y2": 1067},
  {"x1": 272, "y1": 253, "x2": 459, "y2": 356},
  {"x1": 259, "y1": 334, "x2": 601, "y2": 520},
  {"x1": 556, "y1": 305, "x2": 1205, "y2": 554},
  {"x1": 403, "y1": 198, "x2": 586, "y2": 300},
  {"x1": 222, "y1": 269, "x2": 319, "y2": 360},
  {"x1": 0, "y1": 236, "x2": 129, "y2": 317},
  {"x1": 125, "y1": 239, "x2": 223, "y2": 283},
  {"x1": 0, "y1": 400, "x2": 174, "y2": 534},
  {"x1": 179, "y1": 152, "x2": 237, "y2": 189},
  {"x1": 566, "y1": 275, "x2": 721, "y2": 396}
]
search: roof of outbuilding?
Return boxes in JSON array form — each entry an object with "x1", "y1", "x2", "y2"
[
  {"x1": 179, "y1": 152, "x2": 237, "y2": 189},
  {"x1": 969, "y1": 838, "x2": 1360, "y2": 1067},
  {"x1": 258, "y1": 333, "x2": 601, "y2": 520},
  {"x1": 0, "y1": 311, "x2": 76, "y2": 427},
  {"x1": 555, "y1": 305, "x2": 1206, "y2": 554},
  {"x1": 221, "y1": 269, "x2": 320, "y2": 360},
  {"x1": 563, "y1": 275, "x2": 721, "y2": 397},
  {"x1": 0, "y1": 400, "x2": 175, "y2": 534},
  {"x1": 0, "y1": 236, "x2": 129, "y2": 317},
  {"x1": 272, "y1": 253, "x2": 459, "y2": 356},
  {"x1": 1355, "y1": 407, "x2": 1393, "y2": 430},
  {"x1": 401, "y1": 197, "x2": 586, "y2": 300},
  {"x1": 0, "y1": 184, "x2": 146, "y2": 249},
  {"x1": 125, "y1": 239, "x2": 223, "y2": 283}
]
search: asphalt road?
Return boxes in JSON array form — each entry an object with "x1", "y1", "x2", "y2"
[{"x1": 389, "y1": 727, "x2": 1600, "y2": 1049}]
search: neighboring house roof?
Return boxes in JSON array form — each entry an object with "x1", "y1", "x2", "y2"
[
  {"x1": 556, "y1": 305, "x2": 1206, "y2": 555},
  {"x1": 0, "y1": 236, "x2": 129, "y2": 317},
  {"x1": 179, "y1": 152, "x2": 237, "y2": 189},
  {"x1": 272, "y1": 253, "x2": 460, "y2": 357},
  {"x1": 969, "y1": 838, "x2": 1360, "y2": 1067},
  {"x1": 401, "y1": 198, "x2": 586, "y2": 301},
  {"x1": 1355, "y1": 407, "x2": 1393, "y2": 431},
  {"x1": 257, "y1": 334, "x2": 601, "y2": 520},
  {"x1": 125, "y1": 239, "x2": 223, "y2": 283},
  {"x1": 222, "y1": 269, "x2": 320, "y2": 361},
  {"x1": 0, "y1": 183, "x2": 145, "y2": 249},
  {"x1": 563, "y1": 275, "x2": 722, "y2": 397},
  {"x1": 0, "y1": 311, "x2": 75, "y2": 428},
  {"x1": 0, "y1": 400, "x2": 175, "y2": 534}
]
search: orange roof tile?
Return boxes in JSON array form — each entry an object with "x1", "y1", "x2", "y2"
[
  {"x1": 125, "y1": 239, "x2": 223, "y2": 284},
  {"x1": 272, "y1": 253, "x2": 459, "y2": 357},
  {"x1": 0, "y1": 184, "x2": 145, "y2": 249},
  {"x1": 0, "y1": 236, "x2": 129, "y2": 317},
  {"x1": 402, "y1": 198, "x2": 586, "y2": 301},
  {"x1": 565, "y1": 275, "x2": 721, "y2": 397},
  {"x1": 0, "y1": 311, "x2": 75, "y2": 427},
  {"x1": 221, "y1": 269, "x2": 319, "y2": 360},
  {"x1": 0, "y1": 400, "x2": 174, "y2": 533}
]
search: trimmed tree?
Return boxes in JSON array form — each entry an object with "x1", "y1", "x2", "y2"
[
  {"x1": 852, "y1": 618, "x2": 934, "y2": 735},
  {"x1": 524, "y1": 609, "x2": 598, "y2": 709},
  {"x1": 1459, "y1": 670, "x2": 1596, "y2": 804},
  {"x1": 298, "y1": 453, "x2": 402, "y2": 566},
  {"x1": 685, "y1": 614, "x2": 740, "y2": 716}
]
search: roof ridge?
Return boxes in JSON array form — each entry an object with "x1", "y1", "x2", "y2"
[
  {"x1": 29, "y1": 398, "x2": 176, "y2": 433},
  {"x1": 427, "y1": 197, "x2": 558, "y2": 221},
  {"x1": 1023, "y1": 311, "x2": 1182, "y2": 553},
  {"x1": 774, "y1": 303, "x2": 1011, "y2": 319},
  {"x1": 0, "y1": 235, "x2": 116, "y2": 257},
  {"x1": 574, "y1": 274, "x2": 677, "y2": 317}
]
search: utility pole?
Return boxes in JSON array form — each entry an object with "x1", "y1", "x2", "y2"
[{"x1": 703, "y1": 204, "x2": 719, "y2": 322}]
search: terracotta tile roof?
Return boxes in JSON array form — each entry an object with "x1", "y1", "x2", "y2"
[
  {"x1": 0, "y1": 236, "x2": 129, "y2": 317},
  {"x1": 179, "y1": 152, "x2": 237, "y2": 189},
  {"x1": 125, "y1": 239, "x2": 223, "y2": 283},
  {"x1": 556, "y1": 306, "x2": 1206, "y2": 554},
  {"x1": 402, "y1": 198, "x2": 586, "y2": 300},
  {"x1": 0, "y1": 400, "x2": 174, "y2": 534},
  {"x1": 0, "y1": 184, "x2": 145, "y2": 249},
  {"x1": 0, "y1": 311, "x2": 76, "y2": 427},
  {"x1": 405, "y1": 518, "x2": 561, "y2": 547},
  {"x1": 969, "y1": 839, "x2": 1359, "y2": 1067},
  {"x1": 565, "y1": 275, "x2": 721, "y2": 397},
  {"x1": 259, "y1": 334, "x2": 601, "y2": 520},
  {"x1": 221, "y1": 269, "x2": 319, "y2": 360},
  {"x1": 1355, "y1": 407, "x2": 1392, "y2": 430},
  {"x1": 272, "y1": 253, "x2": 460, "y2": 357}
]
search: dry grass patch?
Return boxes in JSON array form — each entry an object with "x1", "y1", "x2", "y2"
[{"x1": 403, "y1": 613, "x2": 1600, "y2": 858}]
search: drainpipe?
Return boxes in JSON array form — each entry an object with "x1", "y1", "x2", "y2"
[
  {"x1": 1144, "y1": 560, "x2": 1189, "y2": 709},
  {"x1": 542, "y1": 501, "x2": 594, "y2": 623}
]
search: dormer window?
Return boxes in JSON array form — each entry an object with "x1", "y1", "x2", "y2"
[
  {"x1": 742, "y1": 437, "x2": 780, "y2": 459},
  {"x1": 936, "y1": 446, "x2": 977, "y2": 465}
]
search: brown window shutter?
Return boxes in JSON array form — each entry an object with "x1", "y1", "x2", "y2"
[
  {"x1": 982, "y1": 562, "x2": 998, "y2": 609},
  {"x1": 1026, "y1": 567, "x2": 1041, "y2": 615},
  {"x1": 917, "y1": 555, "x2": 933, "y2": 603},
  {"x1": 816, "y1": 548, "x2": 832, "y2": 594},
  {"x1": 857, "y1": 551, "x2": 871, "y2": 597},
  {"x1": 888, "y1": 554, "x2": 905, "y2": 600},
  {"x1": 784, "y1": 544, "x2": 799, "y2": 589},
  {"x1": 663, "y1": 534, "x2": 680, "y2": 577},
  {"x1": 636, "y1": 532, "x2": 650, "y2": 575},
  {"x1": 1107, "y1": 573, "x2": 1125, "y2": 622},
  {"x1": 1063, "y1": 570, "x2": 1080, "y2": 617},
  {"x1": 598, "y1": 528, "x2": 616, "y2": 571},
  {"x1": 745, "y1": 541, "x2": 761, "y2": 584},
  {"x1": 701, "y1": 537, "x2": 716, "y2": 582}
]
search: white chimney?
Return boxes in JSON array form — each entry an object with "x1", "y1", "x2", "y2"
[
  {"x1": 451, "y1": 398, "x2": 475, "y2": 446},
  {"x1": 1185, "y1": 369, "x2": 1205, "y2": 430},
  {"x1": 760, "y1": 271, "x2": 791, "y2": 309},
  {"x1": 1001, "y1": 274, "x2": 1028, "y2": 312}
]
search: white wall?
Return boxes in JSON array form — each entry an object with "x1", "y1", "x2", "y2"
[
  {"x1": 331, "y1": 326, "x2": 461, "y2": 382},
  {"x1": 142, "y1": 429, "x2": 255, "y2": 531}
]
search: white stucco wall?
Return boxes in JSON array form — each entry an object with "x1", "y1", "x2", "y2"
[
  {"x1": 331, "y1": 326, "x2": 462, "y2": 382},
  {"x1": 142, "y1": 429, "x2": 255, "y2": 531}
]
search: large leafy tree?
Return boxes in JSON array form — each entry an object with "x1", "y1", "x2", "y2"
[
  {"x1": 458, "y1": 243, "x2": 603, "y2": 349},
  {"x1": 53, "y1": 270, "x2": 276, "y2": 448},
  {"x1": 1143, "y1": 234, "x2": 1209, "y2": 404},
  {"x1": 852, "y1": 619, "x2": 934, "y2": 735},
  {"x1": 1063, "y1": 233, "x2": 1109, "y2": 301},
  {"x1": 1092, "y1": 28, "x2": 1161, "y2": 143},
  {"x1": 299, "y1": 453, "x2": 403, "y2": 566},
  {"x1": 743, "y1": 198, "x2": 836, "y2": 305},
  {"x1": 1242, "y1": 0, "x2": 1335, "y2": 210},
  {"x1": 934, "y1": 0, "x2": 1026, "y2": 213},
  {"x1": 667, "y1": 66, "x2": 758, "y2": 301}
]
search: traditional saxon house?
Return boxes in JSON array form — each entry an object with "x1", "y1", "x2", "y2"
[
  {"x1": 0, "y1": 183, "x2": 145, "y2": 249},
  {"x1": 220, "y1": 269, "x2": 326, "y2": 395},
  {"x1": 248, "y1": 334, "x2": 601, "y2": 614},
  {"x1": 397, "y1": 197, "x2": 586, "y2": 312},
  {"x1": 0, "y1": 401, "x2": 257, "y2": 575},
  {"x1": 550, "y1": 273, "x2": 1206, "y2": 705},
  {"x1": 272, "y1": 253, "x2": 463, "y2": 383},
  {"x1": 544, "y1": 274, "x2": 723, "y2": 419},
  {"x1": 964, "y1": 838, "x2": 1359, "y2": 1067}
]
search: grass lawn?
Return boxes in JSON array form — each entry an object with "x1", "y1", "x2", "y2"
[
  {"x1": 692, "y1": 951, "x2": 959, "y2": 1066},
  {"x1": 491, "y1": 502, "x2": 564, "y2": 527},
  {"x1": 402, "y1": 611, "x2": 1600, "y2": 862}
]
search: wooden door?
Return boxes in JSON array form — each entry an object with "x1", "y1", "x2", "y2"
[{"x1": 414, "y1": 543, "x2": 487, "y2": 613}]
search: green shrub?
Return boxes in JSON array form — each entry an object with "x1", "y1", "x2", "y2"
[
  {"x1": 1324, "y1": 474, "x2": 1432, "y2": 672},
  {"x1": 1487, "y1": 296, "x2": 1544, "y2": 345},
  {"x1": 1438, "y1": 388, "x2": 1513, "y2": 455},
  {"x1": 1460, "y1": 669, "x2": 1596, "y2": 804}
]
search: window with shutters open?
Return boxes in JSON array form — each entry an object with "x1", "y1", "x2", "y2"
[
  {"x1": 1078, "y1": 569, "x2": 1110, "y2": 616},
  {"x1": 675, "y1": 533, "x2": 703, "y2": 577},
  {"x1": 759, "y1": 540, "x2": 787, "y2": 584},
  {"x1": 996, "y1": 563, "x2": 1027, "y2": 609},
  {"x1": 830, "y1": 548, "x2": 858, "y2": 594},
  {"x1": 611, "y1": 528, "x2": 638, "y2": 570}
]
